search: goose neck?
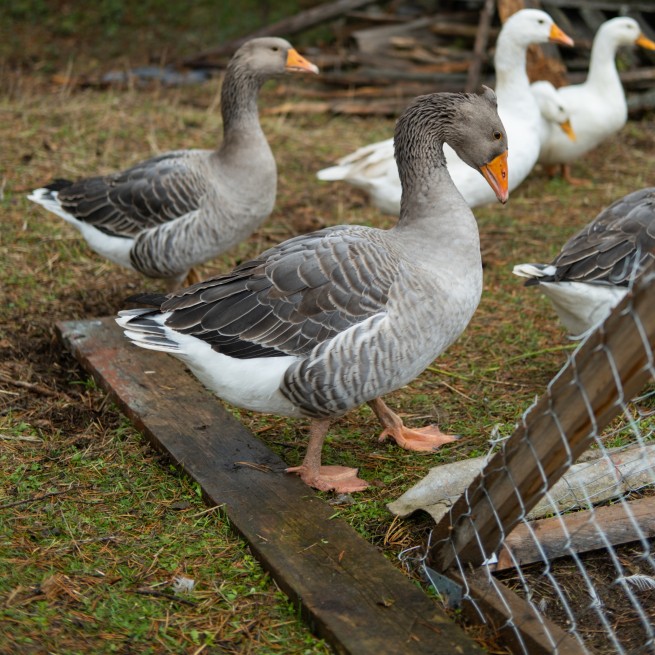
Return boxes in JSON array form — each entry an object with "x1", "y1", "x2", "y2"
[{"x1": 220, "y1": 64, "x2": 263, "y2": 138}]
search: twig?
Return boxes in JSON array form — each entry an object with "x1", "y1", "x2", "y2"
[
  {"x1": 133, "y1": 588, "x2": 197, "y2": 606},
  {"x1": 0, "y1": 373, "x2": 60, "y2": 398},
  {"x1": 480, "y1": 344, "x2": 577, "y2": 372},
  {"x1": 0, "y1": 487, "x2": 81, "y2": 510}
]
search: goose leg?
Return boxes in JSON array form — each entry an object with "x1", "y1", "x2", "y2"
[
  {"x1": 286, "y1": 418, "x2": 368, "y2": 492},
  {"x1": 184, "y1": 267, "x2": 202, "y2": 287},
  {"x1": 368, "y1": 397, "x2": 457, "y2": 451},
  {"x1": 560, "y1": 164, "x2": 588, "y2": 186}
]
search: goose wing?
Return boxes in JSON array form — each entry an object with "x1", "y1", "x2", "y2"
[
  {"x1": 157, "y1": 225, "x2": 398, "y2": 359},
  {"x1": 55, "y1": 151, "x2": 208, "y2": 238},
  {"x1": 550, "y1": 188, "x2": 655, "y2": 284}
]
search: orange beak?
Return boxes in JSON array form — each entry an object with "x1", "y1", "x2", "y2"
[
  {"x1": 559, "y1": 119, "x2": 576, "y2": 141},
  {"x1": 286, "y1": 48, "x2": 319, "y2": 74},
  {"x1": 549, "y1": 23, "x2": 574, "y2": 47},
  {"x1": 480, "y1": 150, "x2": 509, "y2": 204},
  {"x1": 636, "y1": 33, "x2": 655, "y2": 50}
]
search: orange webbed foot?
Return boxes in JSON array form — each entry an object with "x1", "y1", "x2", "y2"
[
  {"x1": 286, "y1": 464, "x2": 369, "y2": 493},
  {"x1": 378, "y1": 424, "x2": 457, "y2": 451}
]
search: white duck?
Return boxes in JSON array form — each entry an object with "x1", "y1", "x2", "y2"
[
  {"x1": 537, "y1": 17, "x2": 655, "y2": 184},
  {"x1": 316, "y1": 9, "x2": 572, "y2": 216},
  {"x1": 28, "y1": 38, "x2": 319, "y2": 290},
  {"x1": 117, "y1": 89, "x2": 509, "y2": 493},
  {"x1": 513, "y1": 187, "x2": 655, "y2": 337},
  {"x1": 530, "y1": 80, "x2": 576, "y2": 146}
]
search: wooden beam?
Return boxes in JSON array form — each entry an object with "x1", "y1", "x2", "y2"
[
  {"x1": 428, "y1": 263, "x2": 655, "y2": 572},
  {"x1": 495, "y1": 495, "x2": 655, "y2": 571},
  {"x1": 447, "y1": 568, "x2": 585, "y2": 655},
  {"x1": 56, "y1": 317, "x2": 482, "y2": 655}
]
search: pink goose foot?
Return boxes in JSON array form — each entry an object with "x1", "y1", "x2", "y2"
[
  {"x1": 286, "y1": 464, "x2": 369, "y2": 492},
  {"x1": 285, "y1": 418, "x2": 368, "y2": 493},
  {"x1": 368, "y1": 397, "x2": 457, "y2": 452}
]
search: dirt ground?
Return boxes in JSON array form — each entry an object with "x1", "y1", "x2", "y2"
[{"x1": 2, "y1": 66, "x2": 655, "y2": 653}]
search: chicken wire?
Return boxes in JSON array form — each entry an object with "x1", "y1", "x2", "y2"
[{"x1": 403, "y1": 268, "x2": 655, "y2": 654}]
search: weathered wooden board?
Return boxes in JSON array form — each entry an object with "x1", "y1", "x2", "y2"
[
  {"x1": 56, "y1": 317, "x2": 481, "y2": 655},
  {"x1": 495, "y1": 495, "x2": 655, "y2": 571}
]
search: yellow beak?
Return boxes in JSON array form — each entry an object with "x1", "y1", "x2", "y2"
[
  {"x1": 286, "y1": 49, "x2": 319, "y2": 74},
  {"x1": 480, "y1": 150, "x2": 509, "y2": 204},
  {"x1": 636, "y1": 33, "x2": 655, "y2": 50},
  {"x1": 559, "y1": 119, "x2": 576, "y2": 141},
  {"x1": 549, "y1": 23, "x2": 574, "y2": 47}
]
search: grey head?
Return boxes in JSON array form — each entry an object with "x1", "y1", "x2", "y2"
[
  {"x1": 228, "y1": 37, "x2": 319, "y2": 81},
  {"x1": 394, "y1": 87, "x2": 509, "y2": 203}
]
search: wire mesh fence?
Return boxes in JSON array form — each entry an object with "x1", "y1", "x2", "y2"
[{"x1": 399, "y1": 263, "x2": 655, "y2": 654}]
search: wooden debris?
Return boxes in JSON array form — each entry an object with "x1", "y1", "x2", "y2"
[
  {"x1": 495, "y1": 495, "x2": 655, "y2": 571},
  {"x1": 427, "y1": 261, "x2": 655, "y2": 572}
]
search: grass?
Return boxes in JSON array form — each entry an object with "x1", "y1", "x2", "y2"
[{"x1": 2, "y1": 29, "x2": 655, "y2": 654}]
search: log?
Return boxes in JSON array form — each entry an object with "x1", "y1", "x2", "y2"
[
  {"x1": 495, "y1": 495, "x2": 655, "y2": 571},
  {"x1": 181, "y1": 0, "x2": 380, "y2": 67},
  {"x1": 56, "y1": 317, "x2": 481, "y2": 655}
]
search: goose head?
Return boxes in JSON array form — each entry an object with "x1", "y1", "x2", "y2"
[
  {"x1": 597, "y1": 17, "x2": 655, "y2": 50},
  {"x1": 497, "y1": 9, "x2": 574, "y2": 51},
  {"x1": 395, "y1": 87, "x2": 509, "y2": 203},
  {"x1": 230, "y1": 37, "x2": 319, "y2": 79},
  {"x1": 531, "y1": 80, "x2": 576, "y2": 141}
]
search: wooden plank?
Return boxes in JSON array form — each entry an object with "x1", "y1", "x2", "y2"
[
  {"x1": 428, "y1": 262, "x2": 655, "y2": 572},
  {"x1": 495, "y1": 495, "x2": 655, "y2": 571},
  {"x1": 56, "y1": 317, "x2": 482, "y2": 655},
  {"x1": 448, "y1": 569, "x2": 585, "y2": 655}
]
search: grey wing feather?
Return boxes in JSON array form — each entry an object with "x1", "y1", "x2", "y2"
[
  {"x1": 550, "y1": 188, "x2": 655, "y2": 285},
  {"x1": 57, "y1": 151, "x2": 209, "y2": 238},
  {"x1": 161, "y1": 226, "x2": 397, "y2": 359}
]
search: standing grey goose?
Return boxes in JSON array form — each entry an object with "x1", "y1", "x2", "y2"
[
  {"x1": 28, "y1": 38, "x2": 319, "y2": 290},
  {"x1": 513, "y1": 187, "x2": 655, "y2": 337},
  {"x1": 116, "y1": 89, "x2": 509, "y2": 493}
]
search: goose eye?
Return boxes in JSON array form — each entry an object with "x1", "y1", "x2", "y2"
[
  {"x1": 538, "y1": 18, "x2": 545, "y2": 24},
  {"x1": 271, "y1": 46, "x2": 279, "y2": 52},
  {"x1": 493, "y1": 131, "x2": 502, "y2": 140}
]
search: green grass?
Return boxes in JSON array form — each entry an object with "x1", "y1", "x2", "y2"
[{"x1": 2, "y1": 32, "x2": 655, "y2": 653}]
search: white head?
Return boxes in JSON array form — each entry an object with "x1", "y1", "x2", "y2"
[
  {"x1": 597, "y1": 16, "x2": 655, "y2": 50},
  {"x1": 531, "y1": 80, "x2": 576, "y2": 141},
  {"x1": 498, "y1": 9, "x2": 574, "y2": 50}
]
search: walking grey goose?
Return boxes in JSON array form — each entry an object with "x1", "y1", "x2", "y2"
[{"x1": 117, "y1": 88, "x2": 509, "y2": 493}]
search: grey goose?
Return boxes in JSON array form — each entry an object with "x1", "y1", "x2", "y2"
[
  {"x1": 513, "y1": 188, "x2": 655, "y2": 336},
  {"x1": 28, "y1": 37, "x2": 319, "y2": 290},
  {"x1": 116, "y1": 88, "x2": 509, "y2": 493}
]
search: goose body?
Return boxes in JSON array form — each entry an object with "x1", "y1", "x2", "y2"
[
  {"x1": 29, "y1": 38, "x2": 318, "y2": 289},
  {"x1": 537, "y1": 18, "x2": 655, "y2": 181},
  {"x1": 513, "y1": 187, "x2": 655, "y2": 336},
  {"x1": 117, "y1": 89, "x2": 509, "y2": 492},
  {"x1": 316, "y1": 9, "x2": 572, "y2": 216}
]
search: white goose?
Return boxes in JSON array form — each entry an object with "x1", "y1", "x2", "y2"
[
  {"x1": 513, "y1": 187, "x2": 655, "y2": 337},
  {"x1": 316, "y1": 9, "x2": 572, "y2": 216},
  {"x1": 530, "y1": 80, "x2": 576, "y2": 146},
  {"x1": 117, "y1": 89, "x2": 509, "y2": 493},
  {"x1": 537, "y1": 17, "x2": 655, "y2": 184},
  {"x1": 28, "y1": 38, "x2": 319, "y2": 290}
]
